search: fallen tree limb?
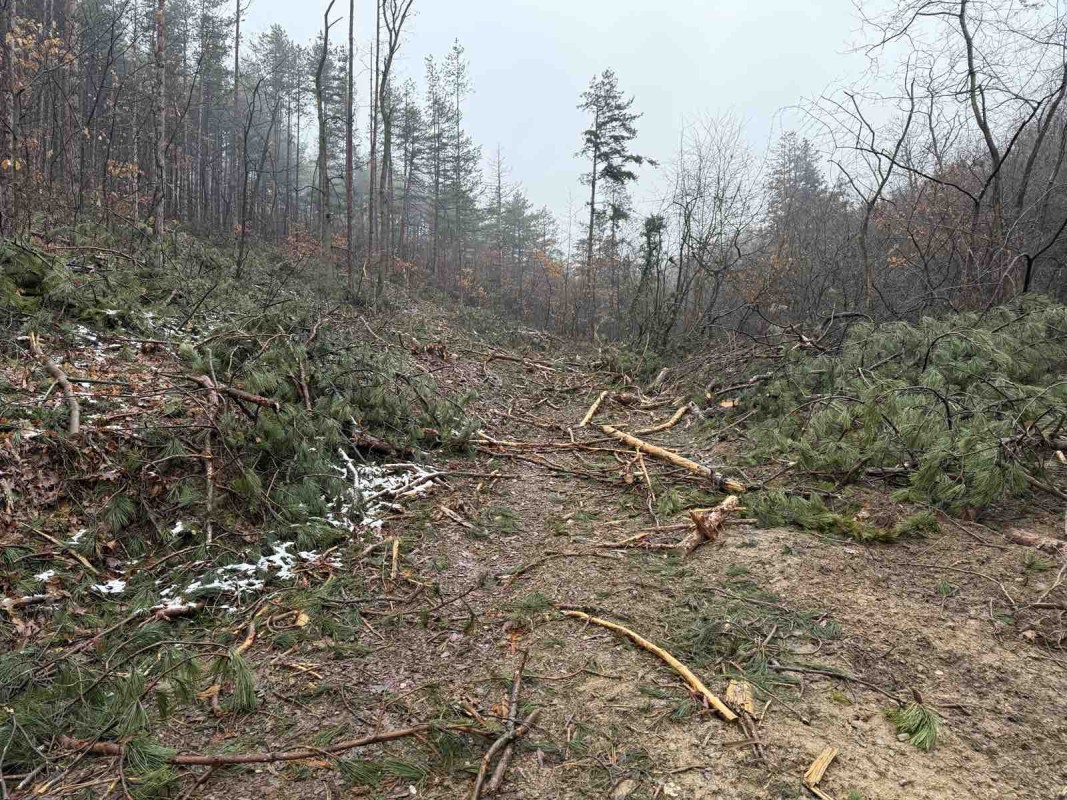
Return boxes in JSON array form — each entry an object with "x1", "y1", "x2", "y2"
[
  {"x1": 635, "y1": 404, "x2": 689, "y2": 435},
  {"x1": 191, "y1": 375, "x2": 281, "y2": 412},
  {"x1": 25, "y1": 526, "x2": 100, "y2": 576},
  {"x1": 681, "y1": 495, "x2": 742, "y2": 556},
  {"x1": 29, "y1": 332, "x2": 80, "y2": 435},
  {"x1": 560, "y1": 610, "x2": 737, "y2": 722},
  {"x1": 470, "y1": 708, "x2": 541, "y2": 800},
  {"x1": 484, "y1": 653, "x2": 528, "y2": 796},
  {"x1": 579, "y1": 390, "x2": 609, "y2": 427},
  {"x1": 59, "y1": 722, "x2": 491, "y2": 766},
  {"x1": 707, "y1": 371, "x2": 774, "y2": 399},
  {"x1": 1, "y1": 594, "x2": 58, "y2": 614},
  {"x1": 351, "y1": 429, "x2": 411, "y2": 457},
  {"x1": 1004, "y1": 528, "x2": 1067, "y2": 558},
  {"x1": 196, "y1": 369, "x2": 219, "y2": 545},
  {"x1": 1023, "y1": 471, "x2": 1067, "y2": 502},
  {"x1": 600, "y1": 425, "x2": 744, "y2": 493},
  {"x1": 767, "y1": 663, "x2": 904, "y2": 706}
]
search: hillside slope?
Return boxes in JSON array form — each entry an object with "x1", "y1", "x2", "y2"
[{"x1": 2, "y1": 239, "x2": 1066, "y2": 799}]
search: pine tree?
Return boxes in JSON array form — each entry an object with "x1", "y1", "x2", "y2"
[{"x1": 578, "y1": 69, "x2": 650, "y2": 335}]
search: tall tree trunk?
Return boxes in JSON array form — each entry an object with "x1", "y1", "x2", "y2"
[
  {"x1": 230, "y1": 0, "x2": 240, "y2": 229},
  {"x1": 585, "y1": 117, "x2": 598, "y2": 337},
  {"x1": 345, "y1": 0, "x2": 355, "y2": 294},
  {"x1": 153, "y1": 0, "x2": 167, "y2": 267},
  {"x1": 0, "y1": 0, "x2": 16, "y2": 236},
  {"x1": 368, "y1": 0, "x2": 380, "y2": 295},
  {"x1": 314, "y1": 1, "x2": 336, "y2": 251}
]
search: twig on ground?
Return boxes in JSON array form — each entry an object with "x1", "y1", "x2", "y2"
[
  {"x1": 802, "y1": 746, "x2": 839, "y2": 800},
  {"x1": 485, "y1": 652, "x2": 528, "y2": 795},
  {"x1": 560, "y1": 610, "x2": 737, "y2": 722},
  {"x1": 635, "y1": 404, "x2": 689, "y2": 435},
  {"x1": 680, "y1": 495, "x2": 742, "y2": 556},
  {"x1": 470, "y1": 709, "x2": 541, "y2": 800},
  {"x1": 497, "y1": 551, "x2": 622, "y2": 581}
]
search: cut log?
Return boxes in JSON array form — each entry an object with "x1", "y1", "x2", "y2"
[
  {"x1": 600, "y1": 425, "x2": 744, "y2": 493},
  {"x1": 561, "y1": 610, "x2": 737, "y2": 722},
  {"x1": 579, "y1": 390, "x2": 609, "y2": 427}
]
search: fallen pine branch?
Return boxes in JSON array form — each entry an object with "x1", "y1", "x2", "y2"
[
  {"x1": 29, "y1": 332, "x2": 80, "y2": 435},
  {"x1": 25, "y1": 526, "x2": 100, "y2": 576},
  {"x1": 579, "y1": 390, "x2": 609, "y2": 427},
  {"x1": 190, "y1": 375, "x2": 281, "y2": 412},
  {"x1": 560, "y1": 610, "x2": 737, "y2": 722},
  {"x1": 68, "y1": 603, "x2": 204, "y2": 656},
  {"x1": 59, "y1": 722, "x2": 492, "y2": 766},
  {"x1": 635, "y1": 404, "x2": 689, "y2": 435},
  {"x1": 600, "y1": 425, "x2": 745, "y2": 493},
  {"x1": 470, "y1": 708, "x2": 542, "y2": 800},
  {"x1": 484, "y1": 652, "x2": 528, "y2": 796}
]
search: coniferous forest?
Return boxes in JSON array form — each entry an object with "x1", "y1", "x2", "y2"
[{"x1": 1, "y1": 1, "x2": 1065, "y2": 798}]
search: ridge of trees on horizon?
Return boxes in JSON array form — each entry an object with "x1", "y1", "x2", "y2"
[{"x1": 0, "y1": 0, "x2": 1065, "y2": 346}]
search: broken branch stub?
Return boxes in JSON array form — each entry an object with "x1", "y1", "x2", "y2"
[{"x1": 681, "y1": 495, "x2": 742, "y2": 555}]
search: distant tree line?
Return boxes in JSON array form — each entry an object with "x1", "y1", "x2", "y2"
[{"x1": 0, "y1": 0, "x2": 1064, "y2": 345}]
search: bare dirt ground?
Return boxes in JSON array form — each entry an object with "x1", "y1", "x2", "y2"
[
  {"x1": 7, "y1": 303, "x2": 1066, "y2": 800},
  {"x1": 169, "y1": 309, "x2": 1067, "y2": 800}
]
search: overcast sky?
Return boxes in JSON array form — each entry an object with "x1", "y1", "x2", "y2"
[{"x1": 245, "y1": 0, "x2": 870, "y2": 222}]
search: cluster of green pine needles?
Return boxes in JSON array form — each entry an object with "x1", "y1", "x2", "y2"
[
  {"x1": 728, "y1": 296, "x2": 1067, "y2": 514},
  {"x1": 887, "y1": 702, "x2": 942, "y2": 751}
]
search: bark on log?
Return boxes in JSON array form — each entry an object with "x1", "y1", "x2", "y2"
[{"x1": 600, "y1": 425, "x2": 744, "y2": 493}]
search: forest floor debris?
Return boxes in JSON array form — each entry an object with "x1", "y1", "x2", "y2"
[{"x1": 2, "y1": 249, "x2": 1065, "y2": 799}]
